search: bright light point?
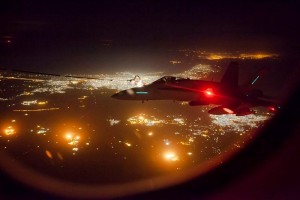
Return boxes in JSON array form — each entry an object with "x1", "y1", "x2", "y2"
[
  {"x1": 71, "y1": 80, "x2": 79, "y2": 84},
  {"x1": 68, "y1": 141, "x2": 74, "y2": 145},
  {"x1": 11, "y1": 120, "x2": 16, "y2": 123},
  {"x1": 45, "y1": 150, "x2": 53, "y2": 159},
  {"x1": 164, "y1": 152, "x2": 179, "y2": 161},
  {"x1": 206, "y1": 91, "x2": 212, "y2": 95},
  {"x1": 163, "y1": 139, "x2": 171, "y2": 146},
  {"x1": 187, "y1": 152, "x2": 193, "y2": 156},
  {"x1": 125, "y1": 142, "x2": 132, "y2": 147},
  {"x1": 204, "y1": 88, "x2": 214, "y2": 97},
  {"x1": 148, "y1": 132, "x2": 153, "y2": 136},
  {"x1": 4, "y1": 126, "x2": 15, "y2": 136},
  {"x1": 65, "y1": 133, "x2": 73, "y2": 140},
  {"x1": 268, "y1": 106, "x2": 276, "y2": 112},
  {"x1": 72, "y1": 147, "x2": 79, "y2": 151},
  {"x1": 64, "y1": 132, "x2": 81, "y2": 147},
  {"x1": 138, "y1": 116, "x2": 144, "y2": 120},
  {"x1": 108, "y1": 119, "x2": 120, "y2": 126},
  {"x1": 37, "y1": 101, "x2": 48, "y2": 105}
]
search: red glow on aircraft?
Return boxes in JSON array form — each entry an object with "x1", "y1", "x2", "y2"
[
  {"x1": 204, "y1": 88, "x2": 214, "y2": 97},
  {"x1": 268, "y1": 106, "x2": 276, "y2": 112},
  {"x1": 223, "y1": 107, "x2": 235, "y2": 114}
]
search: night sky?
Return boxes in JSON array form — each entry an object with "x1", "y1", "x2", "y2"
[{"x1": 0, "y1": 0, "x2": 299, "y2": 73}]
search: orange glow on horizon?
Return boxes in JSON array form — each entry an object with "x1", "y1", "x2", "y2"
[{"x1": 205, "y1": 53, "x2": 278, "y2": 60}]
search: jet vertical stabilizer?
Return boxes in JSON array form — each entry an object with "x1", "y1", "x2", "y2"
[{"x1": 220, "y1": 62, "x2": 239, "y2": 87}]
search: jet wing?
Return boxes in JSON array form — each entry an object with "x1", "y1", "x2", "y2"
[{"x1": 208, "y1": 97, "x2": 280, "y2": 116}]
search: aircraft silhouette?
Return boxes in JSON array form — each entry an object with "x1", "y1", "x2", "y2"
[{"x1": 112, "y1": 62, "x2": 280, "y2": 116}]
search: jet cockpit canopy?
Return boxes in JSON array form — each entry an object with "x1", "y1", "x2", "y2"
[{"x1": 152, "y1": 76, "x2": 188, "y2": 84}]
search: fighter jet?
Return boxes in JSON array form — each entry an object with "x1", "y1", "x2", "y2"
[{"x1": 111, "y1": 62, "x2": 280, "y2": 116}]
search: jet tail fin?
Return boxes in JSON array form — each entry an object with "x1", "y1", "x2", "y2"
[{"x1": 220, "y1": 62, "x2": 239, "y2": 87}]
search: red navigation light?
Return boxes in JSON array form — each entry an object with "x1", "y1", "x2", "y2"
[
  {"x1": 204, "y1": 88, "x2": 214, "y2": 97},
  {"x1": 268, "y1": 106, "x2": 276, "y2": 112},
  {"x1": 223, "y1": 107, "x2": 234, "y2": 114}
]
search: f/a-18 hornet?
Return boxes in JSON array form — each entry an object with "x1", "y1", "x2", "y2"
[{"x1": 112, "y1": 62, "x2": 280, "y2": 116}]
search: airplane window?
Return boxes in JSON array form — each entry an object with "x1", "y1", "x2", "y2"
[
  {"x1": 0, "y1": 1, "x2": 298, "y2": 199},
  {"x1": 1, "y1": 56, "x2": 297, "y2": 199}
]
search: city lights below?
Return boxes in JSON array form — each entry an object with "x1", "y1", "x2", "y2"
[
  {"x1": 21, "y1": 100, "x2": 48, "y2": 106},
  {"x1": 21, "y1": 100, "x2": 38, "y2": 106},
  {"x1": 0, "y1": 59, "x2": 275, "y2": 185},
  {"x1": 65, "y1": 132, "x2": 81, "y2": 146},
  {"x1": 78, "y1": 96, "x2": 88, "y2": 100},
  {"x1": 174, "y1": 64, "x2": 219, "y2": 80},
  {"x1": 127, "y1": 114, "x2": 186, "y2": 127},
  {"x1": 170, "y1": 60, "x2": 182, "y2": 65},
  {"x1": 31, "y1": 125, "x2": 49, "y2": 135},
  {"x1": 128, "y1": 114, "x2": 165, "y2": 126},
  {"x1": 37, "y1": 101, "x2": 48, "y2": 105},
  {"x1": 109, "y1": 119, "x2": 121, "y2": 126},
  {"x1": 210, "y1": 114, "x2": 270, "y2": 132},
  {"x1": 13, "y1": 108, "x2": 59, "y2": 112}
]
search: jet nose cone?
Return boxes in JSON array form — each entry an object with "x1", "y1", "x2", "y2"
[{"x1": 111, "y1": 89, "x2": 136, "y2": 100}]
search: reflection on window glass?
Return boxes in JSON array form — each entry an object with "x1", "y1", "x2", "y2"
[{"x1": 1, "y1": 55, "x2": 282, "y2": 185}]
